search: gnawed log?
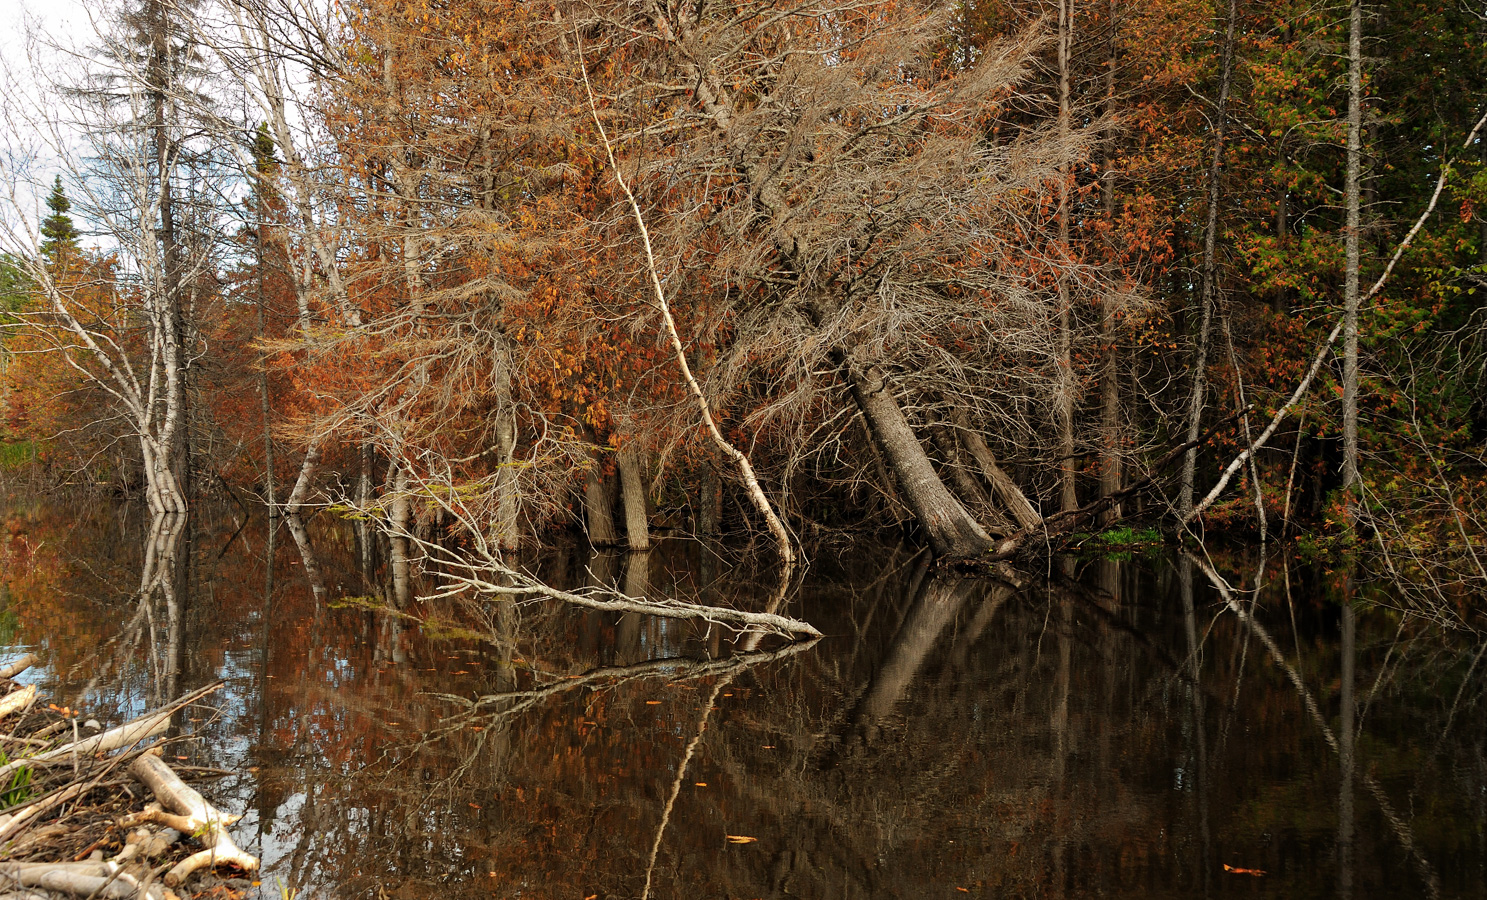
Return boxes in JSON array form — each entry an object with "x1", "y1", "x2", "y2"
[
  {"x1": 0, "y1": 783, "x2": 88, "y2": 842},
  {"x1": 0, "y1": 686, "x2": 36, "y2": 721},
  {"x1": 0, "y1": 655, "x2": 38, "y2": 681},
  {"x1": 0, "y1": 862, "x2": 166, "y2": 900},
  {"x1": 123, "y1": 753, "x2": 257, "y2": 886},
  {"x1": 0, "y1": 684, "x2": 221, "y2": 784}
]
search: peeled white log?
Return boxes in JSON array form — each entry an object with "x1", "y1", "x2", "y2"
[
  {"x1": 125, "y1": 754, "x2": 257, "y2": 886},
  {"x1": 0, "y1": 683, "x2": 222, "y2": 784},
  {"x1": 0, "y1": 862, "x2": 164, "y2": 900},
  {"x1": 0, "y1": 686, "x2": 36, "y2": 721},
  {"x1": 0, "y1": 713, "x2": 169, "y2": 784},
  {"x1": 0, "y1": 655, "x2": 38, "y2": 681}
]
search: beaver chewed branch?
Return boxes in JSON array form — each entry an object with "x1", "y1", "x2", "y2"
[{"x1": 0, "y1": 677, "x2": 259, "y2": 899}]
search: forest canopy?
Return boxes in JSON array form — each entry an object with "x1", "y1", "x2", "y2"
[{"x1": 0, "y1": 0, "x2": 1483, "y2": 600}]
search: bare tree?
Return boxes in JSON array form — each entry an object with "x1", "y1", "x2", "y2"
[
  {"x1": 0, "y1": 0, "x2": 228, "y2": 515},
  {"x1": 570, "y1": 0, "x2": 1095, "y2": 556}
]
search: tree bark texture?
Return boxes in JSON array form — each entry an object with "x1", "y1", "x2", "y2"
[
  {"x1": 1342, "y1": 0, "x2": 1363, "y2": 499},
  {"x1": 1099, "y1": 0, "x2": 1123, "y2": 523},
  {"x1": 617, "y1": 441, "x2": 651, "y2": 552},
  {"x1": 584, "y1": 452, "x2": 620, "y2": 546},
  {"x1": 849, "y1": 365, "x2": 994, "y2": 557},
  {"x1": 1054, "y1": 0, "x2": 1079, "y2": 514},
  {"x1": 952, "y1": 411, "x2": 1043, "y2": 532},
  {"x1": 1178, "y1": 0, "x2": 1239, "y2": 523}
]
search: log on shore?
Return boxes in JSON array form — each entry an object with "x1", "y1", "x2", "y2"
[{"x1": 123, "y1": 753, "x2": 258, "y2": 886}]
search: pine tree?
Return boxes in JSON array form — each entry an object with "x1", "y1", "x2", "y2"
[{"x1": 40, "y1": 176, "x2": 78, "y2": 260}]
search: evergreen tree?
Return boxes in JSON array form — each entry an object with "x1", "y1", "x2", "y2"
[{"x1": 40, "y1": 176, "x2": 78, "y2": 260}]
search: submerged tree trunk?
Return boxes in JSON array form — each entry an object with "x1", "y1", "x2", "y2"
[
  {"x1": 584, "y1": 449, "x2": 620, "y2": 546},
  {"x1": 849, "y1": 365, "x2": 994, "y2": 557},
  {"x1": 617, "y1": 440, "x2": 651, "y2": 552}
]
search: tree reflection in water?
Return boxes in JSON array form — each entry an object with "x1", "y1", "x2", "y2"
[{"x1": 0, "y1": 500, "x2": 1484, "y2": 899}]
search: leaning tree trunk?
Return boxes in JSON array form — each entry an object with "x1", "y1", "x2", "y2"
[
  {"x1": 849, "y1": 365, "x2": 994, "y2": 557},
  {"x1": 952, "y1": 410, "x2": 1043, "y2": 532}
]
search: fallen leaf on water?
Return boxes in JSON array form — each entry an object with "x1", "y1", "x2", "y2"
[
  {"x1": 1222, "y1": 864, "x2": 1266, "y2": 876},
  {"x1": 725, "y1": 835, "x2": 757, "y2": 844}
]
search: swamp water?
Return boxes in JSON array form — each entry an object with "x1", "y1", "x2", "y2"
[{"x1": 0, "y1": 498, "x2": 1484, "y2": 899}]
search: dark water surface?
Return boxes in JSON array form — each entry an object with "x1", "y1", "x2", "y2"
[{"x1": 1, "y1": 498, "x2": 1484, "y2": 899}]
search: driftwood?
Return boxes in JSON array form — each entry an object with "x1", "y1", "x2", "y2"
[
  {"x1": 0, "y1": 783, "x2": 88, "y2": 843},
  {"x1": 0, "y1": 686, "x2": 36, "y2": 721},
  {"x1": 123, "y1": 753, "x2": 257, "y2": 886},
  {"x1": 0, "y1": 684, "x2": 221, "y2": 784},
  {"x1": 0, "y1": 862, "x2": 166, "y2": 900},
  {"x1": 0, "y1": 656, "x2": 38, "y2": 681}
]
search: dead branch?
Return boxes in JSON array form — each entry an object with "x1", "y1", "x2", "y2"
[
  {"x1": 0, "y1": 656, "x2": 39, "y2": 681},
  {"x1": 123, "y1": 753, "x2": 257, "y2": 886},
  {"x1": 0, "y1": 687, "x2": 37, "y2": 721},
  {"x1": 0, "y1": 684, "x2": 222, "y2": 785},
  {"x1": 0, "y1": 862, "x2": 166, "y2": 900}
]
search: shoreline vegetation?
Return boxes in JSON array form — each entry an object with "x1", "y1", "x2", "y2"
[
  {"x1": 1, "y1": 0, "x2": 1484, "y2": 630},
  {"x1": 2, "y1": 0, "x2": 1487, "y2": 874}
]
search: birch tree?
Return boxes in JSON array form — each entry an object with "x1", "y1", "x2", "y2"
[{"x1": 0, "y1": 0, "x2": 225, "y2": 514}]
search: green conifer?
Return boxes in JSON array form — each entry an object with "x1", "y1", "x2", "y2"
[{"x1": 40, "y1": 176, "x2": 79, "y2": 260}]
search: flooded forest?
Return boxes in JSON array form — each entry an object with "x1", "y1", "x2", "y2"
[{"x1": 1, "y1": 0, "x2": 1487, "y2": 897}]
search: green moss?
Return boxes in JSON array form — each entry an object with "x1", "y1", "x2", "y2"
[{"x1": 1070, "y1": 525, "x2": 1165, "y2": 559}]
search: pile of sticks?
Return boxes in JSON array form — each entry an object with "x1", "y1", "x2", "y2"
[{"x1": 0, "y1": 658, "x2": 258, "y2": 899}]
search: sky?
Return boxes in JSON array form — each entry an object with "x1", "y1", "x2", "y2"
[{"x1": 0, "y1": 0, "x2": 98, "y2": 246}]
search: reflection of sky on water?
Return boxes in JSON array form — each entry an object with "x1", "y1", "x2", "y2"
[{"x1": 0, "y1": 500, "x2": 1484, "y2": 898}]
